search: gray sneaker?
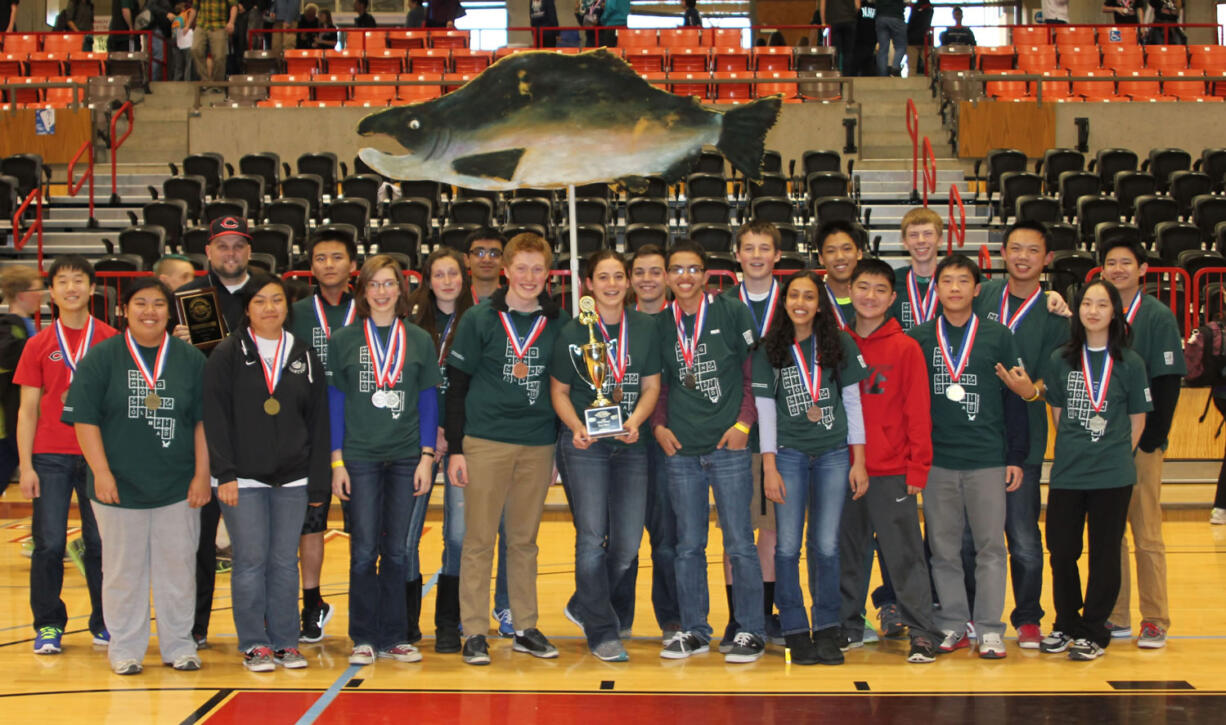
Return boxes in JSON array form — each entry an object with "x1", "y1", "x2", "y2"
[
  {"x1": 275, "y1": 648, "x2": 308, "y2": 669},
  {"x1": 112, "y1": 659, "x2": 143, "y2": 675},
  {"x1": 592, "y1": 639, "x2": 629, "y2": 662},
  {"x1": 1137, "y1": 621, "x2": 1167, "y2": 649},
  {"x1": 171, "y1": 654, "x2": 202, "y2": 671},
  {"x1": 512, "y1": 628, "x2": 559, "y2": 659},
  {"x1": 724, "y1": 632, "x2": 765, "y2": 663},
  {"x1": 1039, "y1": 631, "x2": 1072, "y2": 654},
  {"x1": 244, "y1": 646, "x2": 277, "y2": 672}
]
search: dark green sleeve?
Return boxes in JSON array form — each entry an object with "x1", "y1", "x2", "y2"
[
  {"x1": 550, "y1": 321, "x2": 578, "y2": 386},
  {"x1": 750, "y1": 346, "x2": 774, "y2": 395},
  {"x1": 1126, "y1": 352, "x2": 1154, "y2": 414},
  {"x1": 637, "y1": 314, "x2": 662, "y2": 377},
  {"x1": 730, "y1": 300, "x2": 757, "y2": 361},
  {"x1": 1144, "y1": 307, "x2": 1188, "y2": 377},
  {"x1": 838, "y1": 331, "x2": 869, "y2": 385},
  {"x1": 446, "y1": 308, "x2": 482, "y2": 375},
  {"x1": 1045, "y1": 351, "x2": 1067, "y2": 409}
]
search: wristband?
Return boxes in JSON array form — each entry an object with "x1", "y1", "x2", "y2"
[
  {"x1": 733, "y1": 421, "x2": 751, "y2": 434},
  {"x1": 1024, "y1": 387, "x2": 1041, "y2": 403},
  {"x1": 421, "y1": 451, "x2": 435, "y2": 458},
  {"x1": 331, "y1": 459, "x2": 345, "y2": 469}
]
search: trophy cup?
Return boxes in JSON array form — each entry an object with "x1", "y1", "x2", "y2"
[{"x1": 569, "y1": 296, "x2": 627, "y2": 438}]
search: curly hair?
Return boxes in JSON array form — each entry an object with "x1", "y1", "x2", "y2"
[{"x1": 761, "y1": 271, "x2": 844, "y2": 378}]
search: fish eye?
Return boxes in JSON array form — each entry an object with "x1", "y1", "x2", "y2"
[{"x1": 409, "y1": 119, "x2": 421, "y2": 130}]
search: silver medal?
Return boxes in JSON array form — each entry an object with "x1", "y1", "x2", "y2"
[
  {"x1": 383, "y1": 390, "x2": 401, "y2": 409},
  {"x1": 1088, "y1": 415, "x2": 1107, "y2": 434},
  {"x1": 945, "y1": 383, "x2": 965, "y2": 402},
  {"x1": 371, "y1": 390, "x2": 387, "y2": 408}
]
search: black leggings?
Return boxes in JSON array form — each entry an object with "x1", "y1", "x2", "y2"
[{"x1": 1214, "y1": 397, "x2": 1226, "y2": 508}]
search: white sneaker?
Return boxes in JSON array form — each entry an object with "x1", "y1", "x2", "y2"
[
  {"x1": 966, "y1": 621, "x2": 977, "y2": 641},
  {"x1": 1211, "y1": 507, "x2": 1226, "y2": 525},
  {"x1": 978, "y1": 632, "x2": 1006, "y2": 660}
]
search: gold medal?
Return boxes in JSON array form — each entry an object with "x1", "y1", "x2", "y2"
[
  {"x1": 806, "y1": 405, "x2": 822, "y2": 423},
  {"x1": 144, "y1": 393, "x2": 161, "y2": 410},
  {"x1": 683, "y1": 373, "x2": 697, "y2": 389},
  {"x1": 512, "y1": 361, "x2": 530, "y2": 379},
  {"x1": 264, "y1": 397, "x2": 281, "y2": 415}
]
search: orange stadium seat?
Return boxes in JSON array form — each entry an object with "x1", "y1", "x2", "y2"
[
  {"x1": 660, "y1": 27, "x2": 703, "y2": 48},
  {"x1": 387, "y1": 30, "x2": 427, "y2": 49},
  {"x1": 11, "y1": 75, "x2": 42, "y2": 105},
  {"x1": 2, "y1": 35, "x2": 39, "y2": 54},
  {"x1": 705, "y1": 28, "x2": 743, "y2": 48},
  {"x1": 67, "y1": 51, "x2": 105, "y2": 76},
  {"x1": 323, "y1": 49, "x2": 364, "y2": 74},
  {"x1": 1102, "y1": 43, "x2": 1143, "y2": 72},
  {"x1": 670, "y1": 71, "x2": 711, "y2": 100},
  {"x1": 451, "y1": 49, "x2": 492, "y2": 74},
  {"x1": 669, "y1": 46, "x2": 709, "y2": 72},
  {"x1": 398, "y1": 72, "x2": 443, "y2": 101},
  {"x1": 346, "y1": 74, "x2": 396, "y2": 107},
  {"x1": 27, "y1": 52, "x2": 66, "y2": 76},
  {"x1": 0, "y1": 52, "x2": 26, "y2": 76},
  {"x1": 428, "y1": 30, "x2": 470, "y2": 49},
  {"x1": 42, "y1": 75, "x2": 87, "y2": 108},
  {"x1": 756, "y1": 70, "x2": 800, "y2": 101},
  {"x1": 985, "y1": 69, "x2": 1027, "y2": 101},
  {"x1": 1163, "y1": 70, "x2": 1222, "y2": 102},
  {"x1": 1146, "y1": 45, "x2": 1188, "y2": 70},
  {"x1": 257, "y1": 74, "x2": 310, "y2": 107},
  {"x1": 283, "y1": 49, "x2": 323, "y2": 75},
  {"x1": 1030, "y1": 69, "x2": 1078, "y2": 102},
  {"x1": 494, "y1": 46, "x2": 522, "y2": 61},
  {"x1": 1058, "y1": 45, "x2": 1101, "y2": 72},
  {"x1": 1188, "y1": 44, "x2": 1226, "y2": 71},
  {"x1": 344, "y1": 31, "x2": 365, "y2": 50},
  {"x1": 312, "y1": 73, "x2": 351, "y2": 103},
  {"x1": 1118, "y1": 70, "x2": 1175, "y2": 101},
  {"x1": 1010, "y1": 26, "x2": 1050, "y2": 46},
  {"x1": 753, "y1": 46, "x2": 792, "y2": 71},
  {"x1": 42, "y1": 33, "x2": 80, "y2": 54},
  {"x1": 365, "y1": 49, "x2": 407, "y2": 74},
  {"x1": 441, "y1": 71, "x2": 476, "y2": 92},
  {"x1": 976, "y1": 46, "x2": 1014, "y2": 71},
  {"x1": 712, "y1": 47, "x2": 749, "y2": 72},
  {"x1": 1074, "y1": 69, "x2": 1124, "y2": 101},
  {"x1": 1053, "y1": 25, "x2": 1096, "y2": 47},
  {"x1": 363, "y1": 31, "x2": 388, "y2": 50},
  {"x1": 409, "y1": 48, "x2": 450, "y2": 73},
  {"x1": 937, "y1": 46, "x2": 974, "y2": 71},
  {"x1": 619, "y1": 29, "x2": 659, "y2": 48},
  {"x1": 1015, "y1": 44, "x2": 1057, "y2": 72},
  {"x1": 624, "y1": 47, "x2": 666, "y2": 73},
  {"x1": 713, "y1": 71, "x2": 753, "y2": 103}
]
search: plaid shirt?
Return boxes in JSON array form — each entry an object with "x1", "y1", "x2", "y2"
[{"x1": 196, "y1": 0, "x2": 235, "y2": 31}]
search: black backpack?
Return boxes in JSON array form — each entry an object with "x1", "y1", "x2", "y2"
[{"x1": 1184, "y1": 321, "x2": 1226, "y2": 387}]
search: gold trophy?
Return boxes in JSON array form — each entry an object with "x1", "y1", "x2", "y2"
[{"x1": 569, "y1": 296, "x2": 627, "y2": 438}]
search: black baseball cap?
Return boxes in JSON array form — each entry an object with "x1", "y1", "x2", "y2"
[{"x1": 208, "y1": 215, "x2": 251, "y2": 242}]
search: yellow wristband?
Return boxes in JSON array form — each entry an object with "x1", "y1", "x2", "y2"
[
  {"x1": 734, "y1": 422, "x2": 751, "y2": 434},
  {"x1": 331, "y1": 459, "x2": 345, "y2": 469}
]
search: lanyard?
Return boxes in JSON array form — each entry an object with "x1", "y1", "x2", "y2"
[
  {"x1": 54, "y1": 316, "x2": 96, "y2": 381},
  {"x1": 250, "y1": 328, "x2": 289, "y2": 396},
  {"x1": 671, "y1": 295, "x2": 709, "y2": 371},
  {"x1": 906, "y1": 269, "x2": 938, "y2": 326},
  {"x1": 595, "y1": 311, "x2": 629, "y2": 384},
  {"x1": 738, "y1": 279, "x2": 779, "y2": 338},
  {"x1": 936, "y1": 314, "x2": 979, "y2": 384},
  {"x1": 999, "y1": 283, "x2": 1042, "y2": 333},
  {"x1": 313, "y1": 294, "x2": 355, "y2": 340},
  {"x1": 363, "y1": 318, "x2": 406, "y2": 389}
]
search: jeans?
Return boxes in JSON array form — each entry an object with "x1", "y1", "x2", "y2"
[
  {"x1": 193, "y1": 496, "x2": 220, "y2": 638},
  {"x1": 30, "y1": 454, "x2": 104, "y2": 634},
  {"x1": 643, "y1": 436, "x2": 679, "y2": 630},
  {"x1": 405, "y1": 467, "x2": 433, "y2": 582},
  {"x1": 876, "y1": 15, "x2": 907, "y2": 76},
  {"x1": 773, "y1": 446, "x2": 849, "y2": 634},
  {"x1": 347, "y1": 457, "x2": 418, "y2": 649},
  {"x1": 666, "y1": 446, "x2": 763, "y2": 641},
  {"x1": 219, "y1": 485, "x2": 308, "y2": 652},
  {"x1": 437, "y1": 455, "x2": 511, "y2": 610},
  {"x1": 557, "y1": 436, "x2": 648, "y2": 648}
]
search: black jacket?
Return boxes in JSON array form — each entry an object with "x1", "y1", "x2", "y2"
[{"x1": 203, "y1": 329, "x2": 331, "y2": 503}]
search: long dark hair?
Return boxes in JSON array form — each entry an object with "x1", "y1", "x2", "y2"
[
  {"x1": 1062, "y1": 279, "x2": 1131, "y2": 368},
  {"x1": 763, "y1": 271, "x2": 844, "y2": 373},
  {"x1": 408, "y1": 248, "x2": 472, "y2": 355}
]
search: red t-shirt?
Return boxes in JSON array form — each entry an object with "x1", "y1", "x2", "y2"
[{"x1": 13, "y1": 318, "x2": 119, "y2": 455}]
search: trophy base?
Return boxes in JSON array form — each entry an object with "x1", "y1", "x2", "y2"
[{"x1": 584, "y1": 405, "x2": 626, "y2": 439}]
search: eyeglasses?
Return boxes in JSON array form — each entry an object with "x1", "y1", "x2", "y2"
[
  {"x1": 668, "y1": 265, "x2": 705, "y2": 276},
  {"x1": 366, "y1": 280, "x2": 401, "y2": 291},
  {"x1": 470, "y1": 248, "x2": 502, "y2": 259}
]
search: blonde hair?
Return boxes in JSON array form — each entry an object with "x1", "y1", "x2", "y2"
[
  {"x1": 0, "y1": 265, "x2": 40, "y2": 302},
  {"x1": 504, "y1": 232, "x2": 553, "y2": 269},
  {"x1": 900, "y1": 207, "x2": 944, "y2": 238}
]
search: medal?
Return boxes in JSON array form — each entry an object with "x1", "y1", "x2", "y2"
[
  {"x1": 364, "y1": 318, "x2": 407, "y2": 407},
  {"x1": 906, "y1": 270, "x2": 938, "y2": 326},
  {"x1": 125, "y1": 330, "x2": 169, "y2": 412},
  {"x1": 1124, "y1": 290, "x2": 1142, "y2": 325},
  {"x1": 936, "y1": 314, "x2": 978, "y2": 404},
  {"x1": 1088, "y1": 415, "x2": 1107, "y2": 434},
  {"x1": 1081, "y1": 344, "x2": 1115, "y2": 434},
  {"x1": 806, "y1": 405, "x2": 822, "y2": 422},
  {"x1": 824, "y1": 285, "x2": 848, "y2": 330},
  {"x1": 672, "y1": 296, "x2": 708, "y2": 385},
  {"x1": 313, "y1": 294, "x2": 355, "y2": 340},
  {"x1": 999, "y1": 284, "x2": 1042, "y2": 333},
  {"x1": 595, "y1": 312, "x2": 629, "y2": 398},
  {"x1": 371, "y1": 390, "x2": 387, "y2": 408},
  {"x1": 383, "y1": 390, "x2": 402, "y2": 409},
  {"x1": 498, "y1": 310, "x2": 546, "y2": 383},
  {"x1": 54, "y1": 316, "x2": 96, "y2": 384},
  {"x1": 790, "y1": 335, "x2": 825, "y2": 421},
  {"x1": 738, "y1": 279, "x2": 779, "y2": 338},
  {"x1": 683, "y1": 372, "x2": 697, "y2": 389},
  {"x1": 263, "y1": 397, "x2": 281, "y2": 415},
  {"x1": 612, "y1": 385, "x2": 623, "y2": 404},
  {"x1": 250, "y1": 327, "x2": 290, "y2": 416}
]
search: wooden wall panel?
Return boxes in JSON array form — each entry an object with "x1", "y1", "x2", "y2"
[
  {"x1": 0, "y1": 109, "x2": 93, "y2": 164},
  {"x1": 957, "y1": 100, "x2": 1055, "y2": 159}
]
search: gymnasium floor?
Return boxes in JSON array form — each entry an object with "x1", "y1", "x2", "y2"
[{"x1": 1, "y1": 485, "x2": 1224, "y2": 724}]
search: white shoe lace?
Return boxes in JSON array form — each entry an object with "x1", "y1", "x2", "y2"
[
  {"x1": 731, "y1": 631, "x2": 756, "y2": 648},
  {"x1": 665, "y1": 631, "x2": 689, "y2": 647},
  {"x1": 981, "y1": 633, "x2": 1003, "y2": 649}
]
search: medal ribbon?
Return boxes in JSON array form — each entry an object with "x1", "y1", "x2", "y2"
[
  {"x1": 364, "y1": 318, "x2": 406, "y2": 390},
  {"x1": 54, "y1": 316, "x2": 95, "y2": 382},
  {"x1": 596, "y1": 312, "x2": 629, "y2": 384},
  {"x1": 250, "y1": 328, "x2": 289, "y2": 396},
  {"x1": 437, "y1": 312, "x2": 455, "y2": 366},
  {"x1": 313, "y1": 294, "x2": 355, "y2": 340},
  {"x1": 124, "y1": 330, "x2": 169, "y2": 394},
  {"x1": 738, "y1": 279, "x2": 779, "y2": 338},
  {"x1": 498, "y1": 310, "x2": 547, "y2": 363},
  {"x1": 1080, "y1": 345, "x2": 1115, "y2": 413},
  {"x1": 790, "y1": 336, "x2": 823, "y2": 406},
  {"x1": 999, "y1": 284, "x2": 1042, "y2": 333},
  {"x1": 1125, "y1": 290, "x2": 1142, "y2": 325},
  {"x1": 906, "y1": 270, "x2": 938, "y2": 326},
  {"x1": 936, "y1": 314, "x2": 979, "y2": 384},
  {"x1": 824, "y1": 285, "x2": 848, "y2": 330},
  {"x1": 671, "y1": 295, "x2": 708, "y2": 371}
]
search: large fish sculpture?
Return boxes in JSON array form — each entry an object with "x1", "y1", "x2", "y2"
[{"x1": 357, "y1": 48, "x2": 781, "y2": 191}]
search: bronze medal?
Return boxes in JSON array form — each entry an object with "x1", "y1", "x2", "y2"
[
  {"x1": 144, "y1": 393, "x2": 161, "y2": 411},
  {"x1": 683, "y1": 373, "x2": 697, "y2": 389},
  {"x1": 512, "y1": 361, "x2": 530, "y2": 379},
  {"x1": 611, "y1": 385, "x2": 623, "y2": 404},
  {"x1": 264, "y1": 397, "x2": 281, "y2": 416},
  {"x1": 806, "y1": 405, "x2": 822, "y2": 423}
]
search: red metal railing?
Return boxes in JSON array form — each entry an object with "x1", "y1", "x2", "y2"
[
  {"x1": 12, "y1": 189, "x2": 44, "y2": 272},
  {"x1": 1086, "y1": 265, "x2": 1192, "y2": 335},
  {"x1": 906, "y1": 98, "x2": 919, "y2": 201},
  {"x1": 109, "y1": 101, "x2": 134, "y2": 204},
  {"x1": 947, "y1": 183, "x2": 965, "y2": 253},
  {"x1": 68, "y1": 139, "x2": 96, "y2": 229},
  {"x1": 1191, "y1": 266, "x2": 1226, "y2": 329},
  {"x1": 978, "y1": 244, "x2": 992, "y2": 277},
  {"x1": 921, "y1": 136, "x2": 937, "y2": 208}
]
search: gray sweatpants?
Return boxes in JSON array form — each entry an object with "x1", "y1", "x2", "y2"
[
  {"x1": 94, "y1": 499, "x2": 200, "y2": 666},
  {"x1": 923, "y1": 465, "x2": 1007, "y2": 638}
]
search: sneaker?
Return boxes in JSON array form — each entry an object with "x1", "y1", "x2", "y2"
[
  {"x1": 1017, "y1": 623, "x2": 1042, "y2": 650},
  {"x1": 938, "y1": 629, "x2": 970, "y2": 653},
  {"x1": 172, "y1": 654, "x2": 202, "y2": 671},
  {"x1": 1137, "y1": 621, "x2": 1167, "y2": 649},
  {"x1": 765, "y1": 614, "x2": 786, "y2": 646},
  {"x1": 619, "y1": 627, "x2": 632, "y2": 640},
  {"x1": 978, "y1": 632, "x2": 1007, "y2": 660},
  {"x1": 379, "y1": 643, "x2": 423, "y2": 663},
  {"x1": 724, "y1": 632, "x2": 765, "y2": 663},
  {"x1": 300, "y1": 602, "x2": 334, "y2": 643},
  {"x1": 1068, "y1": 638, "x2": 1106, "y2": 661},
  {"x1": 462, "y1": 635, "x2": 490, "y2": 665},
  {"x1": 661, "y1": 626, "x2": 681, "y2": 645},
  {"x1": 838, "y1": 627, "x2": 864, "y2": 651},
  {"x1": 112, "y1": 659, "x2": 142, "y2": 675},
  {"x1": 244, "y1": 646, "x2": 277, "y2": 672},
  {"x1": 512, "y1": 628, "x2": 559, "y2": 659},
  {"x1": 1211, "y1": 507, "x2": 1226, "y2": 525},
  {"x1": 348, "y1": 644, "x2": 376, "y2": 665},
  {"x1": 33, "y1": 626, "x2": 63, "y2": 654},
  {"x1": 717, "y1": 620, "x2": 738, "y2": 654},
  {"x1": 435, "y1": 626, "x2": 462, "y2": 654},
  {"x1": 192, "y1": 632, "x2": 208, "y2": 649},
  {"x1": 493, "y1": 608, "x2": 515, "y2": 638},
  {"x1": 879, "y1": 603, "x2": 906, "y2": 638},
  {"x1": 965, "y1": 621, "x2": 977, "y2": 641},
  {"x1": 660, "y1": 631, "x2": 708, "y2": 659},
  {"x1": 592, "y1": 639, "x2": 629, "y2": 662},
  {"x1": 1105, "y1": 621, "x2": 1132, "y2": 639},
  {"x1": 275, "y1": 648, "x2": 308, "y2": 669},
  {"x1": 1039, "y1": 630, "x2": 1073, "y2": 654},
  {"x1": 861, "y1": 618, "x2": 880, "y2": 644},
  {"x1": 563, "y1": 603, "x2": 585, "y2": 634},
  {"x1": 812, "y1": 628, "x2": 844, "y2": 665},
  {"x1": 92, "y1": 629, "x2": 111, "y2": 646},
  {"x1": 907, "y1": 636, "x2": 937, "y2": 664}
]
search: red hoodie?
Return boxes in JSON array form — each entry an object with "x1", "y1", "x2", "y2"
[{"x1": 847, "y1": 317, "x2": 933, "y2": 490}]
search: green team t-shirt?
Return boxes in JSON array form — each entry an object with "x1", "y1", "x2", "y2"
[
  {"x1": 976, "y1": 279, "x2": 1070, "y2": 465},
  {"x1": 655, "y1": 294, "x2": 757, "y2": 456},
  {"x1": 326, "y1": 319, "x2": 442, "y2": 462},
  {"x1": 751, "y1": 330, "x2": 869, "y2": 455},
  {"x1": 908, "y1": 314, "x2": 1023, "y2": 470},
  {"x1": 63, "y1": 335, "x2": 206, "y2": 509},
  {"x1": 1044, "y1": 346, "x2": 1153, "y2": 489},
  {"x1": 890, "y1": 265, "x2": 942, "y2": 331},
  {"x1": 447, "y1": 301, "x2": 570, "y2": 446},
  {"x1": 550, "y1": 309, "x2": 661, "y2": 446},
  {"x1": 290, "y1": 291, "x2": 355, "y2": 371},
  {"x1": 721, "y1": 283, "x2": 785, "y2": 452},
  {"x1": 1126, "y1": 292, "x2": 1187, "y2": 380}
]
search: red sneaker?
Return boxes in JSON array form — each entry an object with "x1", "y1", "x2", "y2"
[
  {"x1": 938, "y1": 629, "x2": 970, "y2": 653},
  {"x1": 1017, "y1": 623, "x2": 1042, "y2": 650}
]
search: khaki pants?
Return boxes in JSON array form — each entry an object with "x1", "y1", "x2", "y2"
[
  {"x1": 192, "y1": 27, "x2": 229, "y2": 83},
  {"x1": 458, "y1": 436, "x2": 555, "y2": 637},
  {"x1": 270, "y1": 21, "x2": 293, "y2": 54},
  {"x1": 1110, "y1": 447, "x2": 1170, "y2": 630}
]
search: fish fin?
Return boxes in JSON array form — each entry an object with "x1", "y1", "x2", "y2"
[
  {"x1": 451, "y1": 148, "x2": 526, "y2": 181},
  {"x1": 661, "y1": 153, "x2": 702, "y2": 185},
  {"x1": 716, "y1": 95, "x2": 782, "y2": 183},
  {"x1": 617, "y1": 176, "x2": 650, "y2": 194}
]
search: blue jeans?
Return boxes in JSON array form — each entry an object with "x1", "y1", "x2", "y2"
[
  {"x1": 643, "y1": 436, "x2": 679, "y2": 630},
  {"x1": 30, "y1": 453, "x2": 104, "y2": 634},
  {"x1": 347, "y1": 457, "x2": 417, "y2": 649},
  {"x1": 773, "y1": 446, "x2": 849, "y2": 634},
  {"x1": 557, "y1": 436, "x2": 648, "y2": 648},
  {"x1": 437, "y1": 455, "x2": 510, "y2": 610},
  {"x1": 405, "y1": 468, "x2": 433, "y2": 582},
  {"x1": 219, "y1": 484, "x2": 308, "y2": 652},
  {"x1": 666, "y1": 446, "x2": 763, "y2": 641},
  {"x1": 876, "y1": 15, "x2": 907, "y2": 75},
  {"x1": 961, "y1": 462, "x2": 1045, "y2": 626}
]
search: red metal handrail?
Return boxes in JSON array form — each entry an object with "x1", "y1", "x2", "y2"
[
  {"x1": 13, "y1": 189, "x2": 44, "y2": 272},
  {"x1": 978, "y1": 244, "x2": 992, "y2": 277},
  {"x1": 109, "y1": 101, "x2": 134, "y2": 204},
  {"x1": 1190, "y1": 266, "x2": 1226, "y2": 330},
  {"x1": 906, "y1": 98, "x2": 919, "y2": 201},
  {"x1": 1086, "y1": 265, "x2": 1192, "y2": 335},
  {"x1": 921, "y1": 136, "x2": 936, "y2": 208},
  {"x1": 947, "y1": 183, "x2": 966, "y2": 253},
  {"x1": 68, "y1": 139, "x2": 96, "y2": 229}
]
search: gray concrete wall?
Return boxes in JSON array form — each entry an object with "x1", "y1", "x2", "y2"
[{"x1": 1051, "y1": 102, "x2": 1226, "y2": 158}]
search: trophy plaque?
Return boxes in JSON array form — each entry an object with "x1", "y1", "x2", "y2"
[
  {"x1": 568, "y1": 296, "x2": 626, "y2": 438},
  {"x1": 174, "y1": 287, "x2": 229, "y2": 351}
]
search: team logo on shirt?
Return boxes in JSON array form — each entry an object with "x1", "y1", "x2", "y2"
[
  {"x1": 312, "y1": 328, "x2": 330, "y2": 366},
  {"x1": 781, "y1": 366, "x2": 834, "y2": 429},
  {"x1": 931, "y1": 347, "x2": 980, "y2": 420},
  {"x1": 290, "y1": 359, "x2": 306, "y2": 374},
  {"x1": 673, "y1": 341, "x2": 720, "y2": 403},
  {"x1": 1065, "y1": 370, "x2": 1108, "y2": 442},
  {"x1": 359, "y1": 344, "x2": 405, "y2": 418},
  {"x1": 127, "y1": 370, "x2": 175, "y2": 447},
  {"x1": 502, "y1": 342, "x2": 543, "y2": 404}
]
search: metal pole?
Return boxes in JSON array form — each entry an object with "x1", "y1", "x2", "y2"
[{"x1": 567, "y1": 184, "x2": 580, "y2": 312}]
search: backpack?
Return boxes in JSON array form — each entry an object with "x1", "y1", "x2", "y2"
[{"x1": 1184, "y1": 320, "x2": 1226, "y2": 387}]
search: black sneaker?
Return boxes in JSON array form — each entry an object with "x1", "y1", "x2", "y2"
[
  {"x1": 660, "y1": 631, "x2": 709, "y2": 659},
  {"x1": 1039, "y1": 630, "x2": 1072, "y2": 654},
  {"x1": 784, "y1": 631, "x2": 820, "y2": 665},
  {"x1": 435, "y1": 626, "x2": 462, "y2": 654},
  {"x1": 300, "y1": 602, "x2": 334, "y2": 643},
  {"x1": 907, "y1": 636, "x2": 937, "y2": 664},
  {"x1": 724, "y1": 632, "x2": 765, "y2": 663},
  {"x1": 1068, "y1": 638, "x2": 1106, "y2": 661},
  {"x1": 512, "y1": 628, "x2": 559, "y2": 659},
  {"x1": 812, "y1": 628, "x2": 845, "y2": 665},
  {"x1": 462, "y1": 635, "x2": 490, "y2": 666}
]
